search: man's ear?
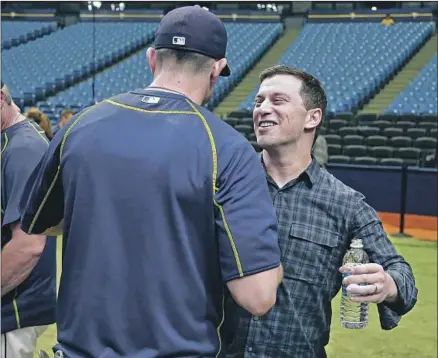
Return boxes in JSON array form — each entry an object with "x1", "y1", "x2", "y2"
[
  {"x1": 211, "y1": 58, "x2": 227, "y2": 80},
  {"x1": 146, "y1": 47, "x2": 157, "y2": 74},
  {"x1": 304, "y1": 108, "x2": 323, "y2": 130}
]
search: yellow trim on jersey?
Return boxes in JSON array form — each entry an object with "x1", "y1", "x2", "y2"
[
  {"x1": 27, "y1": 105, "x2": 96, "y2": 233},
  {"x1": 12, "y1": 292, "x2": 21, "y2": 328},
  {"x1": 1, "y1": 133, "x2": 8, "y2": 155},
  {"x1": 185, "y1": 100, "x2": 244, "y2": 278},
  {"x1": 104, "y1": 99, "x2": 197, "y2": 115},
  {"x1": 215, "y1": 294, "x2": 226, "y2": 358},
  {"x1": 185, "y1": 100, "x2": 218, "y2": 194},
  {"x1": 27, "y1": 121, "x2": 49, "y2": 145}
]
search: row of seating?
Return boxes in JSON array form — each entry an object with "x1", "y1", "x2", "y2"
[
  {"x1": 2, "y1": 22, "x2": 159, "y2": 107},
  {"x1": 325, "y1": 134, "x2": 436, "y2": 148},
  {"x1": 386, "y1": 53, "x2": 438, "y2": 115},
  {"x1": 328, "y1": 145, "x2": 429, "y2": 167},
  {"x1": 238, "y1": 22, "x2": 435, "y2": 115},
  {"x1": 34, "y1": 23, "x2": 283, "y2": 112},
  {"x1": 1, "y1": 20, "x2": 57, "y2": 49},
  {"x1": 328, "y1": 156, "x2": 429, "y2": 167}
]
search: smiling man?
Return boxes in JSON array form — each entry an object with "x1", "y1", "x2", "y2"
[{"x1": 223, "y1": 65, "x2": 417, "y2": 358}]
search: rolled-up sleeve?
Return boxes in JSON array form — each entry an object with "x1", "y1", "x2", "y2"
[
  {"x1": 214, "y1": 142, "x2": 281, "y2": 282},
  {"x1": 349, "y1": 194, "x2": 418, "y2": 329}
]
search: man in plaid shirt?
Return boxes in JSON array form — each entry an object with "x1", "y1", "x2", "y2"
[{"x1": 223, "y1": 65, "x2": 418, "y2": 358}]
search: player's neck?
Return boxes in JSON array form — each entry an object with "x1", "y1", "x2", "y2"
[
  {"x1": 149, "y1": 74, "x2": 206, "y2": 105},
  {"x1": 262, "y1": 145, "x2": 312, "y2": 188},
  {"x1": 1, "y1": 110, "x2": 25, "y2": 132}
]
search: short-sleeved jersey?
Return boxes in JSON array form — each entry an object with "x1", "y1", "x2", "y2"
[
  {"x1": 20, "y1": 89, "x2": 281, "y2": 357},
  {"x1": 1, "y1": 119, "x2": 57, "y2": 333}
]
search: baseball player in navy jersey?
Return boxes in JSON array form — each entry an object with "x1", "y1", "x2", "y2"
[
  {"x1": 1, "y1": 81, "x2": 56, "y2": 358},
  {"x1": 20, "y1": 6, "x2": 283, "y2": 358}
]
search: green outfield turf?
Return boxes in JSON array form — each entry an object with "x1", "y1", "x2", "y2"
[{"x1": 34, "y1": 237, "x2": 437, "y2": 358}]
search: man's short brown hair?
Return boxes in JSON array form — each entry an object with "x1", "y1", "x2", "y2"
[{"x1": 259, "y1": 65, "x2": 327, "y2": 120}]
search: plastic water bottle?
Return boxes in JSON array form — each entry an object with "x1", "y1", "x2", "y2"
[{"x1": 340, "y1": 238, "x2": 369, "y2": 329}]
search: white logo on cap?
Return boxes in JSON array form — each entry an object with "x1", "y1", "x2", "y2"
[
  {"x1": 141, "y1": 96, "x2": 160, "y2": 104},
  {"x1": 172, "y1": 36, "x2": 186, "y2": 46}
]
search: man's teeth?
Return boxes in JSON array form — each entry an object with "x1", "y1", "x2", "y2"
[{"x1": 260, "y1": 122, "x2": 275, "y2": 127}]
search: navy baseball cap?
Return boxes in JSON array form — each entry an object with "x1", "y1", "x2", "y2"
[{"x1": 154, "y1": 5, "x2": 231, "y2": 77}]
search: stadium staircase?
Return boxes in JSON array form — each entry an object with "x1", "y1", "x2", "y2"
[
  {"x1": 214, "y1": 28, "x2": 301, "y2": 117},
  {"x1": 361, "y1": 34, "x2": 438, "y2": 114}
]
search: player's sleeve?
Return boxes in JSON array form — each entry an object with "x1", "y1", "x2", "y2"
[
  {"x1": 2, "y1": 144, "x2": 48, "y2": 230},
  {"x1": 214, "y1": 141, "x2": 281, "y2": 282},
  {"x1": 20, "y1": 132, "x2": 65, "y2": 235}
]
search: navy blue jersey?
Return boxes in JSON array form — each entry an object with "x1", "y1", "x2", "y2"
[
  {"x1": 1, "y1": 119, "x2": 57, "y2": 333},
  {"x1": 20, "y1": 89, "x2": 281, "y2": 358}
]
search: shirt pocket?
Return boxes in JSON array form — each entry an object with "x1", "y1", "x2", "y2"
[{"x1": 281, "y1": 223, "x2": 339, "y2": 286}]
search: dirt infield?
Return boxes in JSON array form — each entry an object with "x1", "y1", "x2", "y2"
[{"x1": 379, "y1": 212, "x2": 437, "y2": 242}]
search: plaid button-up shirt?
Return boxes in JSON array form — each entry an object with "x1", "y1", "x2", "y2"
[{"x1": 223, "y1": 157, "x2": 418, "y2": 358}]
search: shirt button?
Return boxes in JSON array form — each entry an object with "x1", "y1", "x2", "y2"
[
  {"x1": 247, "y1": 347, "x2": 253, "y2": 352},
  {"x1": 253, "y1": 316, "x2": 259, "y2": 321}
]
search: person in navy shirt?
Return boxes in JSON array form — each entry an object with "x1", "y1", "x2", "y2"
[
  {"x1": 20, "y1": 6, "x2": 283, "y2": 358},
  {"x1": 1, "y1": 81, "x2": 56, "y2": 357}
]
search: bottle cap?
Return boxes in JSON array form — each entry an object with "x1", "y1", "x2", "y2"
[{"x1": 350, "y1": 239, "x2": 364, "y2": 249}]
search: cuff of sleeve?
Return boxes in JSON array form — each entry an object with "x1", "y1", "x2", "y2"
[
  {"x1": 382, "y1": 269, "x2": 407, "y2": 315},
  {"x1": 223, "y1": 261, "x2": 281, "y2": 283}
]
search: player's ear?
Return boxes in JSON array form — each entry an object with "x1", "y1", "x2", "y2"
[
  {"x1": 146, "y1": 47, "x2": 157, "y2": 74},
  {"x1": 210, "y1": 58, "x2": 227, "y2": 84}
]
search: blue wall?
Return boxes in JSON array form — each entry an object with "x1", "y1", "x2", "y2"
[{"x1": 327, "y1": 164, "x2": 437, "y2": 216}]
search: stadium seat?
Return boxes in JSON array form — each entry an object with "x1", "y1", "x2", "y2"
[
  {"x1": 380, "y1": 158, "x2": 404, "y2": 166},
  {"x1": 407, "y1": 128, "x2": 427, "y2": 139},
  {"x1": 358, "y1": 126, "x2": 380, "y2": 137},
  {"x1": 356, "y1": 113, "x2": 378, "y2": 125},
  {"x1": 329, "y1": 155, "x2": 350, "y2": 164},
  {"x1": 371, "y1": 146, "x2": 395, "y2": 159},
  {"x1": 415, "y1": 137, "x2": 437, "y2": 150},
  {"x1": 354, "y1": 156, "x2": 378, "y2": 165},
  {"x1": 372, "y1": 120, "x2": 392, "y2": 130},
  {"x1": 418, "y1": 122, "x2": 437, "y2": 130},
  {"x1": 394, "y1": 121, "x2": 415, "y2": 131},
  {"x1": 338, "y1": 126, "x2": 358, "y2": 137},
  {"x1": 383, "y1": 127, "x2": 404, "y2": 137},
  {"x1": 224, "y1": 118, "x2": 239, "y2": 127},
  {"x1": 328, "y1": 144, "x2": 342, "y2": 155},
  {"x1": 365, "y1": 135, "x2": 388, "y2": 147},
  {"x1": 328, "y1": 119, "x2": 348, "y2": 131},
  {"x1": 343, "y1": 145, "x2": 367, "y2": 157},
  {"x1": 325, "y1": 134, "x2": 342, "y2": 145},
  {"x1": 240, "y1": 117, "x2": 254, "y2": 126},
  {"x1": 390, "y1": 136, "x2": 412, "y2": 148},
  {"x1": 396, "y1": 147, "x2": 422, "y2": 165},
  {"x1": 378, "y1": 113, "x2": 398, "y2": 122},
  {"x1": 234, "y1": 124, "x2": 253, "y2": 136},
  {"x1": 344, "y1": 135, "x2": 364, "y2": 146},
  {"x1": 420, "y1": 114, "x2": 438, "y2": 124}
]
